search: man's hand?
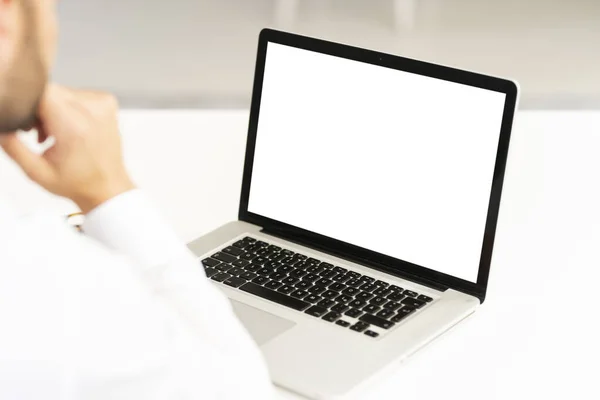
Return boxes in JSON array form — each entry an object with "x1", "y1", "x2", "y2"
[{"x1": 0, "y1": 84, "x2": 135, "y2": 213}]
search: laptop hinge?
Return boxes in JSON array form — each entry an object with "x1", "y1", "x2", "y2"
[{"x1": 261, "y1": 227, "x2": 449, "y2": 293}]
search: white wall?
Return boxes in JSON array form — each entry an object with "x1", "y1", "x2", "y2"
[{"x1": 54, "y1": 0, "x2": 600, "y2": 109}]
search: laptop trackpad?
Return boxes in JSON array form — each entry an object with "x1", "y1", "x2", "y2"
[{"x1": 231, "y1": 300, "x2": 296, "y2": 345}]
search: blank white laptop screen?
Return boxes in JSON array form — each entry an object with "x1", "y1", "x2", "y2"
[{"x1": 248, "y1": 43, "x2": 507, "y2": 283}]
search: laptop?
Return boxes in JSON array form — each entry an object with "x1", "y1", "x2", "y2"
[{"x1": 188, "y1": 29, "x2": 518, "y2": 399}]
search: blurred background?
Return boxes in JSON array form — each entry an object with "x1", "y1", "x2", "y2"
[{"x1": 55, "y1": 0, "x2": 600, "y2": 109}]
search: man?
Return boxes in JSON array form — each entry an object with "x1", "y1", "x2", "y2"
[{"x1": 0, "y1": 1, "x2": 273, "y2": 398}]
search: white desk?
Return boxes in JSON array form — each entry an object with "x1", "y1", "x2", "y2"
[{"x1": 1, "y1": 110, "x2": 598, "y2": 399}]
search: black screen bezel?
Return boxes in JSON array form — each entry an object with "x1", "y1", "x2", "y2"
[{"x1": 239, "y1": 29, "x2": 518, "y2": 303}]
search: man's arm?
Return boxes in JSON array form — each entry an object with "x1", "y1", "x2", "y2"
[{"x1": 0, "y1": 84, "x2": 274, "y2": 399}]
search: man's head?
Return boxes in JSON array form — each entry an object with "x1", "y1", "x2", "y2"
[{"x1": 0, "y1": 0, "x2": 57, "y2": 133}]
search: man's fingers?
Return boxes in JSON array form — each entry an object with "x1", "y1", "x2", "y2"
[
  {"x1": 0, "y1": 133, "x2": 55, "y2": 185},
  {"x1": 36, "y1": 122, "x2": 49, "y2": 143}
]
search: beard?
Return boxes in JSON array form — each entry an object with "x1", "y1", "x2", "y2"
[{"x1": 0, "y1": 3, "x2": 48, "y2": 133}]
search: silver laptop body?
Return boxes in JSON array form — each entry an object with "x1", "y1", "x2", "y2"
[{"x1": 188, "y1": 29, "x2": 518, "y2": 399}]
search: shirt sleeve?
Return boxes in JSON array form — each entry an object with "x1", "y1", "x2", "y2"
[{"x1": 82, "y1": 189, "x2": 188, "y2": 269}]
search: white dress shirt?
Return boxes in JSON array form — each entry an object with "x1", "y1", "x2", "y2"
[{"x1": 0, "y1": 190, "x2": 274, "y2": 399}]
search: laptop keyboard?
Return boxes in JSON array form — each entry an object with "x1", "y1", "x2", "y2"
[{"x1": 201, "y1": 236, "x2": 434, "y2": 338}]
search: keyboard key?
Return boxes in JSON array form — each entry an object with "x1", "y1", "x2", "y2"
[
  {"x1": 364, "y1": 330, "x2": 379, "y2": 338},
  {"x1": 253, "y1": 256, "x2": 268, "y2": 265},
  {"x1": 211, "y1": 272, "x2": 231, "y2": 282},
  {"x1": 322, "y1": 312, "x2": 341, "y2": 322},
  {"x1": 317, "y1": 299, "x2": 336, "y2": 308},
  {"x1": 344, "y1": 308, "x2": 364, "y2": 318},
  {"x1": 245, "y1": 244, "x2": 260, "y2": 253},
  {"x1": 333, "y1": 266, "x2": 347, "y2": 274},
  {"x1": 232, "y1": 240, "x2": 248, "y2": 249},
  {"x1": 373, "y1": 287, "x2": 392, "y2": 297},
  {"x1": 319, "y1": 270, "x2": 337, "y2": 279},
  {"x1": 331, "y1": 303, "x2": 350, "y2": 313},
  {"x1": 307, "y1": 265, "x2": 325, "y2": 274},
  {"x1": 257, "y1": 268, "x2": 272, "y2": 276},
  {"x1": 282, "y1": 276, "x2": 300, "y2": 285},
  {"x1": 321, "y1": 262, "x2": 333, "y2": 269},
  {"x1": 355, "y1": 291, "x2": 374, "y2": 301},
  {"x1": 346, "y1": 278, "x2": 362, "y2": 288},
  {"x1": 290, "y1": 269, "x2": 307, "y2": 279},
  {"x1": 304, "y1": 294, "x2": 322, "y2": 304},
  {"x1": 401, "y1": 298, "x2": 426, "y2": 308},
  {"x1": 389, "y1": 285, "x2": 403, "y2": 293},
  {"x1": 243, "y1": 236, "x2": 256, "y2": 243},
  {"x1": 245, "y1": 263, "x2": 261, "y2": 272},
  {"x1": 291, "y1": 290, "x2": 309, "y2": 299},
  {"x1": 350, "y1": 321, "x2": 370, "y2": 332},
  {"x1": 303, "y1": 273, "x2": 320, "y2": 282},
  {"x1": 404, "y1": 290, "x2": 418, "y2": 297},
  {"x1": 265, "y1": 280, "x2": 283, "y2": 290},
  {"x1": 278, "y1": 285, "x2": 295, "y2": 295},
  {"x1": 346, "y1": 271, "x2": 360, "y2": 279},
  {"x1": 333, "y1": 274, "x2": 352, "y2": 283},
  {"x1": 305, "y1": 305, "x2": 328, "y2": 317},
  {"x1": 281, "y1": 249, "x2": 295, "y2": 257},
  {"x1": 202, "y1": 258, "x2": 220, "y2": 268},
  {"x1": 222, "y1": 246, "x2": 244, "y2": 257},
  {"x1": 387, "y1": 292, "x2": 405, "y2": 302},
  {"x1": 255, "y1": 248, "x2": 270, "y2": 257},
  {"x1": 308, "y1": 285, "x2": 326, "y2": 295},
  {"x1": 295, "y1": 261, "x2": 309, "y2": 270},
  {"x1": 215, "y1": 263, "x2": 233, "y2": 272},
  {"x1": 342, "y1": 287, "x2": 360, "y2": 296},
  {"x1": 322, "y1": 290, "x2": 339, "y2": 299},
  {"x1": 370, "y1": 296, "x2": 387, "y2": 306},
  {"x1": 418, "y1": 295, "x2": 433, "y2": 302},
  {"x1": 269, "y1": 271, "x2": 287, "y2": 281},
  {"x1": 277, "y1": 265, "x2": 295, "y2": 274},
  {"x1": 228, "y1": 266, "x2": 245, "y2": 276},
  {"x1": 391, "y1": 308, "x2": 415, "y2": 323},
  {"x1": 252, "y1": 276, "x2": 269, "y2": 285},
  {"x1": 360, "y1": 314, "x2": 395, "y2": 329},
  {"x1": 376, "y1": 309, "x2": 395, "y2": 319},
  {"x1": 336, "y1": 320, "x2": 351, "y2": 328},
  {"x1": 358, "y1": 276, "x2": 374, "y2": 283},
  {"x1": 265, "y1": 261, "x2": 281, "y2": 269},
  {"x1": 315, "y1": 278, "x2": 333, "y2": 287},
  {"x1": 399, "y1": 306, "x2": 415, "y2": 315},
  {"x1": 383, "y1": 302, "x2": 401, "y2": 311},
  {"x1": 359, "y1": 283, "x2": 377, "y2": 292},
  {"x1": 224, "y1": 276, "x2": 246, "y2": 288},
  {"x1": 295, "y1": 281, "x2": 312, "y2": 290},
  {"x1": 329, "y1": 282, "x2": 346, "y2": 292},
  {"x1": 265, "y1": 251, "x2": 280, "y2": 259},
  {"x1": 349, "y1": 299, "x2": 367, "y2": 308},
  {"x1": 212, "y1": 252, "x2": 237, "y2": 263},
  {"x1": 336, "y1": 294, "x2": 353, "y2": 304},
  {"x1": 240, "y1": 282, "x2": 310, "y2": 311},
  {"x1": 204, "y1": 267, "x2": 219, "y2": 278},
  {"x1": 239, "y1": 271, "x2": 258, "y2": 281},
  {"x1": 255, "y1": 240, "x2": 268, "y2": 248},
  {"x1": 307, "y1": 258, "x2": 321, "y2": 265},
  {"x1": 363, "y1": 304, "x2": 380, "y2": 314},
  {"x1": 374, "y1": 280, "x2": 389, "y2": 287},
  {"x1": 294, "y1": 254, "x2": 308, "y2": 261},
  {"x1": 267, "y1": 244, "x2": 281, "y2": 252},
  {"x1": 279, "y1": 256, "x2": 294, "y2": 264},
  {"x1": 240, "y1": 252, "x2": 255, "y2": 261}
]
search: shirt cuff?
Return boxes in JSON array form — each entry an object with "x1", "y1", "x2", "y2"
[{"x1": 82, "y1": 189, "x2": 188, "y2": 269}]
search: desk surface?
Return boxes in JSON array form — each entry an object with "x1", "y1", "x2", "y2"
[{"x1": 1, "y1": 110, "x2": 598, "y2": 400}]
